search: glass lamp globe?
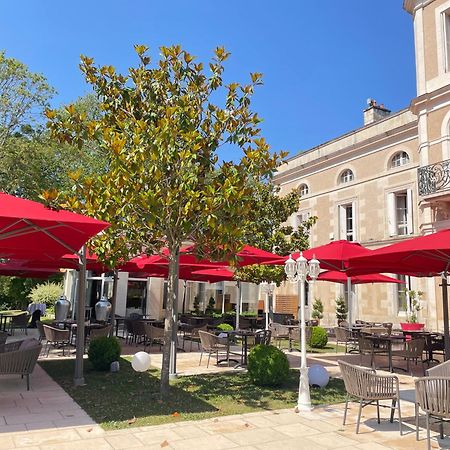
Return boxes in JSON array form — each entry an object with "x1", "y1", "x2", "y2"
[
  {"x1": 284, "y1": 255, "x2": 297, "y2": 280},
  {"x1": 308, "y1": 255, "x2": 321, "y2": 281},
  {"x1": 296, "y1": 252, "x2": 308, "y2": 281}
]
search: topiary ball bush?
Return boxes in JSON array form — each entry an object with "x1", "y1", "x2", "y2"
[
  {"x1": 247, "y1": 344, "x2": 290, "y2": 387},
  {"x1": 88, "y1": 336, "x2": 121, "y2": 371},
  {"x1": 216, "y1": 323, "x2": 233, "y2": 331},
  {"x1": 309, "y1": 326, "x2": 328, "y2": 349}
]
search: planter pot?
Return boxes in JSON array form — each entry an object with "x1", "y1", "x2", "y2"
[
  {"x1": 95, "y1": 296, "x2": 112, "y2": 322},
  {"x1": 400, "y1": 322, "x2": 425, "y2": 332},
  {"x1": 55, "y1": 296, "x2": 70, "y2": 321}
]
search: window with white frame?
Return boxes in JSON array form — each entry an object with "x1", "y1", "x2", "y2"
[
  {"x1": 340, "y1": 169, "x2": 354, "y2": 184},
  {"x1": 338, "y1": 202, "x2": 356, "y2": 241},
  {"x1": 391, "y1": 151, "x2": 410, "y2": 168},
  {"x1": 387, "y1": 189, "x2": 413, "y2": 237},
  {"x1": 442, "y1": 9, "x2": 450, "y2": 72},
  {"x1": 396, "y1": 275, "x2": 410, "y2": 313},
  {"x1": 298, "y1": 183, "x2": 309, "y2": 196}
]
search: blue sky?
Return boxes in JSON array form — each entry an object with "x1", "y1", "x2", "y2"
[{"x1": 0, "y1": 1, "x2": 415, "y2": 159}]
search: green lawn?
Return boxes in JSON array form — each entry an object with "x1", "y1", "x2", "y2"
[{"x1": 39, "y1": 357, "x2": 347, "y2": 430}]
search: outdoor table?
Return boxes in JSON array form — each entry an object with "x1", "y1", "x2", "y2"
[
  {"x1": 366, "y1": 334, "x2": 407, "y2": 373},
  {"x1": 232, "y1": 329, "x2": 256, "y2": 367}
]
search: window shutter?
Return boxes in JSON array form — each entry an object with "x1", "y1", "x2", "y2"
[
  {"x1": 387, "y1": 193, "x2": 396, "y2": 236},
  {"x1": 406, "y1": 189, "x2": 413, "y2": 234},
  {"x1": 339, "y1": 206, "x2": 346, "y2": 239},
  {"x1": 351, "y1": 201, "x2": 356, "y2": 241}
]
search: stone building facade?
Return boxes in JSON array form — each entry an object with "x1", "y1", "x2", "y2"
[{"x1": 274, "y1": 0, "x2": 450, "y2": 330}]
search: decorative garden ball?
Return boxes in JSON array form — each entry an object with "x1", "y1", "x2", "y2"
[
  {"x1": 131, "y1": 351, "x2": 151, "y2": 372},
  {"x1": 308, "y1": 364, "x2": 329, "y2": 388}
]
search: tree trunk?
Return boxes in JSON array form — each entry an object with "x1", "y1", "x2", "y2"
[
  {"x1": 109, "y1": 270, "x2": 119, "y2": 337},
  {"x1": 160, "y1": 245, "x2": 180, "y2": 396}
]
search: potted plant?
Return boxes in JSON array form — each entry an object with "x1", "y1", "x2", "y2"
[
  {"x1": 400, "y1": 290, "x2": 425, "y2": 331},
  {"x1": 335, "y1": 296, "x2": 348, "y2": 326},
  {"x1": 311, "y1": 297, "x2": 324, "y2": 325}
]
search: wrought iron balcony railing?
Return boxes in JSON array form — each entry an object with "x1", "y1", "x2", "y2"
[{"x1": 418, "y1": 159, "x2": 450, "y2": 196}]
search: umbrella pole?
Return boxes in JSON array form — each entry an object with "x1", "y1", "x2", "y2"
[
  {"x1": 74, "y1": 245, "x2": 87, "y2": 386},
  {"x1": 236, "y1": 281, "x2": 241, "y2": 330},
  {"x1": 181, "y1": 280, "x2": 187, "y2": 314},
  {"x1": 109, "y1": 270, "x2": 118, "y2": 337},
  {"x1": 347, "y1": 278, "x2": 352, "y2": 325},
  {"x1": 441, "y1": 273, "x2": 450, "y2": 361}
]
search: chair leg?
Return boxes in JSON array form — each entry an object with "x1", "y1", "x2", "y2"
[
  {"x1": 26, "y1": 374, "x2": 30, "y2": 391},
  {"x1": 376, "y1": 400, "x2": 380, "y2": 424},
  {"x1": 397, "y1": 398, "x2": 403, "y2": 436},
  {"x1": 207, "y1": 351, "x2": 211, "y2": 368},
  {"x1": 343, "y1": 395, "x2": 349, "y2": 425},
  {"x1": 426, "y1": 413, "x2": 431, "y2": 450},
  {"x1": 356, "y1": 398, "x2": 363, "y2": 434},
  {"x1": 415, "y1": 402, "x2": 420, "y2": 441},
  {"x1": 199, "y1": 350, "x2": 203, "y2": 366},
  {"x1": 390, "y1": 399, "x2": 396, "y2": 423},
  {"x1": 440, "y1": 420, "x2": 444, "y2": 440}
]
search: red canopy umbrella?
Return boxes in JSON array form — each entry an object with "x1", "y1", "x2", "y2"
[
  {"x1": 348, "y1": 229, "x2": 450, "y2": 360},
  {"x1": 0, "y1": 192, "x2": 109, "y2": 258},
  {"x1": 133, "y1": 244, "x2": 281, "y2": 270},
  {"x1": 317, "y1": 270, "x2": 405, "y2": 285}
]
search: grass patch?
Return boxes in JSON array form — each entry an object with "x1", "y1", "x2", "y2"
[{"x1": 39, "y1": 357, "x2": 346, "y2": 430}]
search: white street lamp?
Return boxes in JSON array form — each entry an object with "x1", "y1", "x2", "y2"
[
  {"x1": 260, "y1": 281, "x2": 276, "y2": 330},
  {"x1": 285, "y1": 252, "x2": 320, "y2": 412}
]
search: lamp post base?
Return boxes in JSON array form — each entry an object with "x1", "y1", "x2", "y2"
[{"x1": 296, "y1": 366, "x2": 312, "y2": 412}]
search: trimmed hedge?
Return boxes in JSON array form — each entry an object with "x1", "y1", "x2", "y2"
[
  {"x1": 309, "y1": 326, "x2": 328, "y2": 349},
  {"x1": 247, "y1": 344, "x2": 289, "y2": 387},
  {"x1": 88, "y1": 336, "x2": 121, "y2": 371}
]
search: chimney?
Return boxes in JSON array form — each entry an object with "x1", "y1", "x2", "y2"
[{"x1": 363, "y1": 99, "x2": 391, "y2": 125}]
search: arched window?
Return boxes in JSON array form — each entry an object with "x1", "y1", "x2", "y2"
[
  {"x1": 340, "y1": 169, "x2": 354, "y2": 184},
  {"x1": 391, "y1": 151, "x2": 410, "y2": 168},
  {"x1": 299, "y1": 183, "x2": 309, "y2": 196}
]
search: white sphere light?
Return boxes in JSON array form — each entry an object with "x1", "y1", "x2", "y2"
[
  {"x1": 308, "y1": 364, "x2": 330, "y2": 388},
  {"x1": 131, "y1": 351, "x2": 152, "y2": 372}
]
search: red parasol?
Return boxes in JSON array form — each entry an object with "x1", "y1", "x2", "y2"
[
  {"x1": 317, "y1": 270, "x2": 405, "y2": 285},
  {"x1": 0, "y1": 192, "x2": 109, "y2": 259}
]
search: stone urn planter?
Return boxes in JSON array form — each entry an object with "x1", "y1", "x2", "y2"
[
  {"x1": 95, "y1": 296, "x2": 112, "y2": 322},
  {"x1": 55, "y1": 295, "x2": 70, "y2": 321}
]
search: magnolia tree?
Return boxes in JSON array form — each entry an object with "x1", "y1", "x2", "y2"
[{"x1": 46, "y1": 45, "x2": 285, "y2": 395}]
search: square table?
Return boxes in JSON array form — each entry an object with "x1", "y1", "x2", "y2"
[{"x1": 366, "y1": 334, "x2": 407, "y2": 372}]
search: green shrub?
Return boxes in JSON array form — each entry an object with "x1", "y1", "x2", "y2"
[
  {"x1": 28, "y1": 282, "x2": 63, "y2": 307},
  {"x1": 311, "y1": 297, "x2": 324, "y2": 320},
  {"x1": 247, "y1": 344, "x2": 289, "y2": 387},
  {"x1": 88, "y1": 336, "x2": 121, "y2": 371},
  {"x1": 216, "y1": 323, "x2": 233, "y2": 331},
  {"x1": 309, "y1": 326, "x2": 328, "y2": 348}
]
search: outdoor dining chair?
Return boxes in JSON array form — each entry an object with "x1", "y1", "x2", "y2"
[
  {"x1": 143, "y1": 323, "x2": 165, "y2": 350},
  {"x1": 198, "y1": 330, "x2": 230, "y2": 368},
  {"x1": 131, "y1": 320, "x2": 146, "y2": 346},
  {"x1": 334, "y1": 327, "x2": 358, "y2": 353},
  {"x1": 415, "y1": 376, "x2": 450, "y2": 449},
  {"x1": 391, "y1": 338, "x2": 426, "y2": 375},
  {"x1": 35, "y1": 321, "x2": 45, "y2": 343},
  {"x1": 288, "y1": 326, "x2": 312, "y2": 351},
  {"x1": 338, "y1": 360, "x2": 402, "y2": 435},
  {"x1": 268, "y1": 322, "x2": 290, "y2": 348},
  {"x1": 427, "y1": 359, "x2": 450, "y2": 377},
  {"x1": 0, "y1": 330, "x2": 7, "y2": 345},
  {"x1": 42, "y1": 324, "x2": 70, "y2": 356},
  {"x1": 9, "y1": 313, "x2": 29, "y2": 335}
]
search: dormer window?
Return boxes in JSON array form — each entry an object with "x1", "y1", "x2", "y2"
[
  {"x1": 299, "y1": 183, "x2": 309, "y2": 196},
  {"x1": 391, "y1": 151, "x2": 410, "y2": 168},
  {"x1": 340, "y1": 169, "x2": 354, "y2": 184}
]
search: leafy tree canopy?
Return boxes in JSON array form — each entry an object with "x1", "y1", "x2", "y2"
[{"x1": 0, "y1": 51, "x2": 55, "y2": 145}]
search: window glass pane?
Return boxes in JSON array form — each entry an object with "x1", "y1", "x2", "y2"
[
  {"x1": 396, "y1": 193, "x2": 408, "y2": 235},
  {"x1": 345, "y1": 205, "x2": 353, "y2": 241},
  {"x1": 397, "y1": 275, "x2": 407, "y2": 312}
]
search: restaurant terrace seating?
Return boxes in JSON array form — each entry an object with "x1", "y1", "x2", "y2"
[
  {"x1": 42, "y1": 324, "x2": 70, "y2": 357},
  {"x1": 338, "y1": 360, "x2": 402, "y2": 435},
  {"x1": 426, "y1": 359, "x2": 450, "y2": 377},
  {"x1": 415, "y1": 376, "x2": 450, "y2": 449},
  {"x1": 334, "y1": 327, "x2": 357, "y2": 354},
  {"x1": 391, "y1": 338, "x2": 426, "y2": 375},
  {"x1": 198, "y1": 330, "x2": 229, "y2": 368}
]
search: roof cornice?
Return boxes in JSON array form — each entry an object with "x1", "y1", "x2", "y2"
[{"x1": 403, "y1": 0, "x2": 435, "y2": 15}]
